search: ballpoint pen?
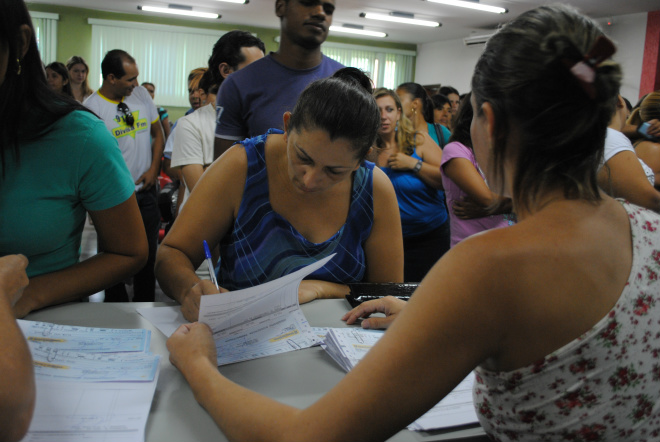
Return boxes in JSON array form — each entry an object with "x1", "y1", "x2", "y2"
[{"x1": 203, "y1": 240, "x2": 220, "y2": 290}]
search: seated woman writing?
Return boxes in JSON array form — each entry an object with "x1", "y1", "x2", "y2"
[
  {"x1": 167, "y1": 5, "x2": 660, "y2": 441},
  {"x1": 1, "y1": 0, "x2": 147, "y2": 318},
  {"x1": 155, "y1": 68, "x2": 403, "y2": 321}
]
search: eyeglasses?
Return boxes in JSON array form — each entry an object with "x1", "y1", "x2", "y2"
[{"x1": 117, "y1": 102, "x2": 135, "y2": 127}]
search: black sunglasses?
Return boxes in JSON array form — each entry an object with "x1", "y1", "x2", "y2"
[{"x1": 117, "y1": 102, "x2": 135, "y2": 127}]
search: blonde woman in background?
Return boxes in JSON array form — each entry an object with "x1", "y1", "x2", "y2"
[
  {"x1": 66, "y1": 55, "x2": 93, "y2": 102},
  {"x1": 372, "y1": 88, "x2": 448, "y2": 282}
]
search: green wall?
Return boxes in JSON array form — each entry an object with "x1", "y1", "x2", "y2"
[{"x1": 27, "y1": 3, "x2": 416, "y2": 122}]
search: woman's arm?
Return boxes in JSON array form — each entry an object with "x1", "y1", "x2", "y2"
[
  {"x1": 443, "y1": 156, "x2": 511, "y2": 219},
  {"x1": 598, "y1": 150, "x2": 660, "y2": 212},
  {"x1": 386, "y1": 133, "x2": 444, "y2": 189},
  {"x1": 415, "y1": 133, "x2": 445, "y2": 189},
  {"x1": 13, "y1": 195, "x2": 148, "y2": 317},
  {"x1": 634, "y1": 141, "x2": 660, "y2": 190},
  {"x1": 167, "y1": 235, "x2": 506, "y2": 442},
  {"x1": 155, "y1": 145, "x2": 246, "y2": 321},
  {"x1": 0, "y1": 255, "x2": 35, "y2": 442}
]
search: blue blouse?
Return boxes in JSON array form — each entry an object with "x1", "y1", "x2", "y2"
[{"x1": 218, "y1": 129, "x2": 375, "y2": 290}]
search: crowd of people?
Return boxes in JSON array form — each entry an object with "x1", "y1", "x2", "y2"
[{"x1": 2, "y1": 0, "x2": 660, "y2": 440}]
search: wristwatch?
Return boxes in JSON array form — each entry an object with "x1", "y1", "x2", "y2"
[{"x1": 413, "y1": 160, "x2": 423, "y2": 174}]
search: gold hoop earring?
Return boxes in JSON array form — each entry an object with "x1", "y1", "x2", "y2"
[{"x1": 16, "y1": 58, "x2": 22, "y2": 76}]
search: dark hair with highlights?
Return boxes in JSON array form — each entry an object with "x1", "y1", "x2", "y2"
[
  {"x1": 288, "y1": 67, "x2": 380, "y2": 161},
  {"x1": 471, "y1": 4, "x2": 621, "y2": 211},
  {"x1": 0, "y1": 0, "x2": 90, "y2": 176},
  {"x1": 397, "y1": 82, "x2": 434, "y2": 124}
]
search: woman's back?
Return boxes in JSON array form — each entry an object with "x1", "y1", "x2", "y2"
[{"x1": 471, "y1": 199, "x2": 659, "y2": 441}]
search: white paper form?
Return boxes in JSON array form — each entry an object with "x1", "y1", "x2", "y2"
[
  {"x1": 20, "y1": 372, "x2": 159, "y2": 442},
  {"x1": 321, "y1": 327, "x2": 479, "y2": 431},
  {"x1": 199, "y1": 255, "x2": 334, "y2": 365},
  {"x1": 30, "y1": 345, "x2": 160, "y2": 382},
  {"x1": 407, "y1": 373, "x2": 478, "y2": 431},
  {"x1": 17, "y1": 320, "x2": 151, "y2": 353}
]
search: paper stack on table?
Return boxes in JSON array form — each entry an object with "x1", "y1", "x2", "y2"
[
  {"x1": 320, "y1": 327, "x2": 479, "y2": 432},
  {"x1": 18, "y1": 320, "x2": 160, "y2": 442}
]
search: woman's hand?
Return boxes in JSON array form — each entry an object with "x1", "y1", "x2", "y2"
[
  {"x1": 181, "y1": 280, "x2": 226, "y2": 322},
  {"x1": 453, "y1": 197, "x2": 492, "y2": 220},
  {"x1": 387, "y1": 152, "x2": 417, "y2": 171},
  {"x1": 298, "y1": 280, "x2": 350, "y2": 304},
  {"x1": 167, "y1": 322, "x2": 217, "y2": 374},
  {"x1": 341, "y1": 296, "x2": 408, "y2": 329}
]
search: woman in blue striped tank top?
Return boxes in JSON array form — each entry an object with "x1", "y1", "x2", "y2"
[{"x1": 156, "y1": 68, "x2": 404, "y2": 321}]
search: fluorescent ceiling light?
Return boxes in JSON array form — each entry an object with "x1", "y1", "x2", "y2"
[
  {"x1": 360, "y1": 12, "x2": 440, "y2": 27},
  {"x1": 425, "y1": 0, "x2": 507, "y2": 14},
  {"x1": 138, "y1": 5, "x2": 220, "y2": 19},
  {"x1": 330, "y1": 25, "x2": 387, "y2": 38},
  {"x1": 213, "y1": 0, "x2": 247, "y2": 3}
]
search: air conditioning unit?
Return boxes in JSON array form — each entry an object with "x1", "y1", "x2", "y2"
[{"x1": 463, "y1": 33, "x2": 495, "y2": 46}]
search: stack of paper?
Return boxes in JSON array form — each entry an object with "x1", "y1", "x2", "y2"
[
  {"x1": 18, "y1": 320, "x2": 160, "y2": 442},
  {"x1": 320, "y1": 327, "x2": 479, "y2": 432},
  {"x1": 320, "y1": 328, "x2": 384, "y2": 371}
]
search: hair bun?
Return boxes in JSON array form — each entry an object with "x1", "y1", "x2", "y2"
[{"x1": 332, "y1": 67, "x2": 374, "y2": 94}]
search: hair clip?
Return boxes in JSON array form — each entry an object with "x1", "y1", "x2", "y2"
[{"x1": 562, "y1": 35, "x2": 616, "y2": 99}]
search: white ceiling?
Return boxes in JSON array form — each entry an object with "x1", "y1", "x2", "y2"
[{"x1": 31, "y1": 0, "x2": 660, "y2": 44}]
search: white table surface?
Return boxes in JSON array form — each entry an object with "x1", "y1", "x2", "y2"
[{"x1": 25, "y1": 299, "x2": 488, "y2": 442}]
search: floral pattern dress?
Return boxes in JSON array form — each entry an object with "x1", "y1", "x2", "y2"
[{"x1": 473, "y1": 201, "x2": 660, "y2": 442}]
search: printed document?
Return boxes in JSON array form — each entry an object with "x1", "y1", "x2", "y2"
[{"x1": 198, "y1": 255, "x2": 333, "y2": 365}]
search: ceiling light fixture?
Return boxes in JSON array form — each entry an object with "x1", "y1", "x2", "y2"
[
  {"x1": 330, "y1": 24, "x2": 387, "y2": 38},
  {"x1": 138, "y1": 5, "x2": 220, "y2": 19},
  {"x1": 360, "y1": 11, "x2": 441, "y2": 28},
  {"x1": 213, "y1": 0, "x2": 248, "y2": 3},
  {"x1": 425, "y1": 0, "x2": 507, "y2": 14}
]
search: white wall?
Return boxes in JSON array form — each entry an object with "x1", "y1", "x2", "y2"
[
  {"x1": 414, "y1": 11, "x2": 648, "y2": 100},
  {"x1": 414, "y1": 37, "x2": 484, "y2": 94},
  {"x1": 601, "y1": 12, "x2": 648, "y2": 103}
]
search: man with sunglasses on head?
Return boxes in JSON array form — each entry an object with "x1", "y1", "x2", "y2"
[{"x1": 84, "y1": 49, "x2": 164, "y2": 303}]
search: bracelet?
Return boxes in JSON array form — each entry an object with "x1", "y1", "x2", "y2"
[{"x1": 413, "y1": 160, "x2": 423, "y2": 174}]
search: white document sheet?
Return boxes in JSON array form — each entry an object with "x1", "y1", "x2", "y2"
[
  {"x1": 198, "y1": 255, "x2": 333, "y2": 365},
  {"x1": 17, "y1": 320, "x2": 151, "y2": 352},
  {"x1": 30, "y1": 345, "x2": 160, "y2": 382},
  {"x1": 20, "y1": 373, "x2": 159, "y2": 442},
  {"x1": 136, "y1": 305, "x2": 187, "y2": 338},
  {"x1": 407, "y1": 373, "x2": 478, "y2": 431}
]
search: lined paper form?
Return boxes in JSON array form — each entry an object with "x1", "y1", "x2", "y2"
[{"x1": 18, "y1": 320, "x2": 160, "y2": 442}]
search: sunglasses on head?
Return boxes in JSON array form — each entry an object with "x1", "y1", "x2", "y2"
[{"x1": 117, "y1": 102, "x2": 135, "y2": 127}]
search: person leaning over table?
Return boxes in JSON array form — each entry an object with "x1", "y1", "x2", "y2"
[
  {"x1": 0, "y1": 255, "x2": 35, "y2": 442},
  {"x1": 0, "y1": 0, "x2": 148, "y2": 317},
  {"x1": 156, "y1": 67, "x2": 403, "y2": 322},
  {"x1": 166, "y1": 5, "x2": 660, "y2": 441}
]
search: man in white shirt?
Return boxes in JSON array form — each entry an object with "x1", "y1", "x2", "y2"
[{"x1": 84, "y1": 49, "x2": 164, "y2": 302}]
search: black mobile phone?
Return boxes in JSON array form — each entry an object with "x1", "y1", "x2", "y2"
[{"x1": 345, "y1": 282, "x2": 419, "y2": 307}]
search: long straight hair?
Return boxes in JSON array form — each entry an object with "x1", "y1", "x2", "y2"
[{"x1": 0, "y1": 0, "x2": 90, "y2": 176}]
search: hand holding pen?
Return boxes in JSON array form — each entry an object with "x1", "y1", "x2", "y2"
[{"x1": 203, "y1": 240, "x2": 220, "y2": 290}]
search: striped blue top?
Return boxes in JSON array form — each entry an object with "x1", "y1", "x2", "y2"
[{"x1": 218, "y1": 129, "x2": 375, "y2": 290}]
